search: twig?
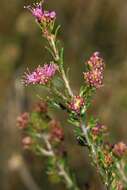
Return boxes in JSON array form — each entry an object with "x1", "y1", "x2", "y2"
[
  {"x1": 46, "y1": 34, "x2": 74, "y2": 98},
  {"x1": 38, "y1": 134, "x2": 80, "y2": 190}
]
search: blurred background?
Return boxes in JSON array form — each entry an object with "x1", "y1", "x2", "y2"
[{"x1": 1, "y1": 0, "x2": 127, "y2": 189}]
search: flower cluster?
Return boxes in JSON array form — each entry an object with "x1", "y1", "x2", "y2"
[
  {"x1": 24, "y1": 2, "x2": 56, "y2": 34},
  {"x1": 24, "y1": 2, "x2": 56, "y2": 23},
  {"x1": 17, "y1": 101, "x2": 65, "y2": 150},
  {"x1": 49, "y1": 119, "x2": 64, "y2": 142},
  {"x1": 87, "y1": 52, "x2": 105, "y2": 70},
  {"x1": 91, "y1": 123, "x2": 107, "y2": 136},
  {"x1": 33, "y1": 101, "x2": 48, "y2": 113},
  {"x1": 23, "y1": 63, "x2": 58, "y2": 85},
  {"x1": 84, "y1": 52, "x2": 105, "y2": 88},
  {"x1": 17, "y1": 112, "x2": 29, "y2": 129},
  {"x1": 113, "y1": 142, "x2": 127, "y2": 158},
  {"x1": 103, "y1": 150, "x2": 113, "y2": 166},
  {"x1": 68, "y1": 95, "x2": 85, "y2": 114}
]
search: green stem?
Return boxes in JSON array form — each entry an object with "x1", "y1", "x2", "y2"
[
  {"x1": 80, "y1": 118, "x2": 112, "y2": 190},
  {"x1": 80, "y1": 120, "x2": 96, "y2": 156},
  {"x1": 51, "y1": 86, "x2": 68, "y2": 101},
  {"x1": 59, "y1": 64, "x2": 74, "y2": 97},
  {"x1": 43, "y1": 27, "x2": 111, "y2": 190},
  {"x1": 58, "y1": 164, "x2": 80, "y2": 190},
  {"x1": 116, "y1": 162, "x2": 127, "y2": 185},
  {"x1": 37, "y1": 134, "x2": 80, "y2": 190},
  {"x1": 48, "y1": 35, "x2": 59, "y2": 61},
  {"x1": 46, "y1": 34, "x2": 74, "y2": 98}
]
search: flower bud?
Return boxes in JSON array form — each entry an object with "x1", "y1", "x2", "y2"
[
  {"x1": 113, "y1": 142, "x2": 127, "y2": 158},
  {"x1": 17, "y1": 112, "x2": 29, "y2": 129},
  {"x1": 84, "y1": 69, "x2": 104, "y2": 89},
  {"x1": 68, "y1": 96, "x2": 85, "y2": 114},
  {"x1": 92, "y1": 123, "x2": 107, "y2": 136},
  {"x1": 86, "y1": 52, "x2": 105, "y2": 71},
  {"x1": 84, "y1": 52, "x2": 105, "y2": 89},
  {"x1": 24, "y1": 2, "x2": 56, "y2": 32},
  {"x1": 104, "y1": 151, "x2": 113, "y2": 166},
  {"x1": 33, "y1": 101, "x2": 48, "y2": 113},
  {"x1": 22, "y1": 136, "x2": 33, "y2": 149},
  {"x1": 49, "y1": 120, "x2": 64, "y2": 142}
]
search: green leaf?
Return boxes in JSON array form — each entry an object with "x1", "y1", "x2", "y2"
[
  {"x1": 68, "y1": 118, "x2": 79, "y2": 127},
  {"x1": 55, "y1": 25, "x2": 61, "y2": 38},
  {"x1": 60, "y1": 47, "x2": 64, "y2": 65},
  {"x1": 45, "y1": 46, "x2": 55, "y2": 58},
  {"x1": 47, "y1": 98, "x2": 62, "y2": 110},
  {"x1": 30, "y1": 112, "x2": 48, "y2": 130},
  {"x1": 88, "y1": 116, "x2": 98, "y2": 128}
]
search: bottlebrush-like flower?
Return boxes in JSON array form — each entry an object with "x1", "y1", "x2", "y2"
[
  {"x1": 68, "y1": 96, "x2": 85, "y2": 114},
  {"x1": 17, "y1": 112, "x2": 29, "y2": 129},
  {"x1": 84, "y1": 52, "x2": 105, "y2": 89},
  {"x1": 24, "y1": 2, "x2": 56, "y2": 22},
  {"x1": 23, "y1": 63, "x2": 58, "y2": 85},
  {"x1": 86, "y1": 52, "x2": 105, "y2": 71},
  {"x1": 113, "y1": 142, "x2": 127, "y2": 157},
  {"x1": 84, "y1": 69, "x2": 104, "y2": 89}
]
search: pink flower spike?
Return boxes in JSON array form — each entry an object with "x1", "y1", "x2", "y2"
[
  {"x1": 23, "y1": 64, "x2": 58, "y2": 86},
  {"x1": 86, "y1": 52, "x2": 105, "y2": 71},
  {"x1": 84, "y1": 69, "x2": 104, "y2": 89}
]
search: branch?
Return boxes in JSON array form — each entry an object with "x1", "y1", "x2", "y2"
[{"x1": 37, "y1": 134, "x2": 80, "y2": 190}]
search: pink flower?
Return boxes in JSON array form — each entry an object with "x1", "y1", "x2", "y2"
[
  {"x1": 43, "y1": 11, "x2": 56, "y2": 20},
  {"x1": 92, "y1": 123, "x2": 107, "y2": 136},
  {"x1": 84, "y1": 69, "x2": 104, "y2": 89},
  {"x1": 24, "y1": 2, "x2": 43, "y2": 21},
  {"x1": 33, "y1": 101, "x2": 48, "y2": 113},
  {"x1": 17, "y1": 112, "x2": 29, "y2": 129},
  {"x1": 24, "y1": 2, "x2": 56, "y2": 22},
  {"x1": 86, "y1": 52, "x2": 105, "y2": 71},
  {"x1": 84, "y1": 52, "x2": 105, "y2": 89},
  {"x1": 49, "y1": 120, "x2": 64, "y2": 142},
  {"x1": 113, "y1": 142, "x2": 127, "y2": 157},
  {"x1": 23, "y1": 63, "x2": 58, "y2": 85},
  {"x1": 68, "y1": 96, "x2": 85, "y2": 114},
  {"x1": 49, "y1": 11, "x2": 56, "y2": 19}
]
